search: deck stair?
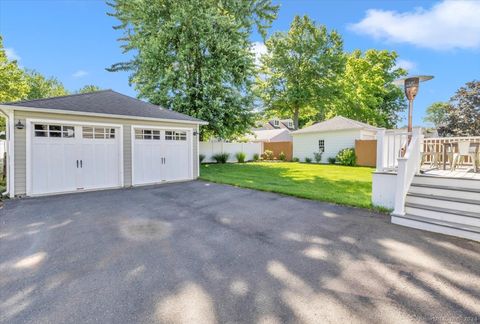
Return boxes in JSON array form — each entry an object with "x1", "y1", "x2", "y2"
[{"x1": 391, "y1": 174, "x2": 480, "y2": 241}]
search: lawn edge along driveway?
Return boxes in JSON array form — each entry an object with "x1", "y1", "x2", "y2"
[{"x1": 200, "y1": 162, "x2": 377, "y2": 210}]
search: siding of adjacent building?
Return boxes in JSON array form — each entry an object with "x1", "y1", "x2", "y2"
[
  {"x1": 293, "y1": 129, "x2": 374, "y2": 162},
  {"x1": 13, "y1": 110, "x2": 200, "y2": 196}
]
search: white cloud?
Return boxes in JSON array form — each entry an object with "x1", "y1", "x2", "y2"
[
  {"x1": 395, "y1": 59, "x2": 416, "y2": 72},
  {"x1": 251, "y1": 41, "x2": 267, "y2": 65},
  {"x1": 5, "y1": 48, "x2": 20, "y2": 61},
  {"x1": 349, "y1": 0, "x2": 480, "y2": 50},
  {"x1": 72, "y1": 70, "x2": 88, "y2": 78}
]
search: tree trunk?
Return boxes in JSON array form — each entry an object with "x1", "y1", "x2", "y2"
[{"x1": 293, "y1": 107, "x2": 299, "y2": 130}]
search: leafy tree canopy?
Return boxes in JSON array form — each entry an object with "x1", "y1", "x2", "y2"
[
  {"x1": 76, "y1": 85, "x2": 103, "y2": 94},
  {"x1": 107, "y1": 0, "x2": 278, "y2": 140},
  {"x1": 24, "y1": 69, "x2": 69, "y2": 100},
  {"x1": 439, "y1": 81, "x2": 480, "y2": 136},
  {"x1": 423, "y1": 102, "x2": 451, "y2": 127},
  {"x1": 0, "y1": 36, "x2": 29, "y2": 103},
  {"x1": 327, "y1": 49, "x2": 407, "y2": 128},
  {"x1": 256, "y1": 15, "x2": 345, "y2": 129},
  {"x1": 0, "y1": 36, "x2": 29, "y2": 131}
]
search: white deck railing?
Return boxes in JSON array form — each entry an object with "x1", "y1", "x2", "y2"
[
  {"x1": 376, "y1": 129, "x2": 410, "y2": 172},
  {"x1": 393, "y1": 128, "x2": 423, "y2": 215},
  {"x1": 422, "y1": 136, "x2": 480, "y2": 166}
]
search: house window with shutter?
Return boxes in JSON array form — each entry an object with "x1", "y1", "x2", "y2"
[{"x1": 318, "y1": 140, "x2": 325, "y2": 153}]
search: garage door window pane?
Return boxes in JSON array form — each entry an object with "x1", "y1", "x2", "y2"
[
  {"x1": 83, "y1": 127, "x2": 93, "y2": 139},
  {"x1": 34, "y1": 124, "x2": 48, "y2": 137},
  {"x1": 165, "y1": 131, "x2": 187, "y2": 141},
  {"x1": 63, "y1": 126, "x2": 75, "y2": 138},
  {"x1": 136, "y1": 129, "x2": 160, "y2": 140}
]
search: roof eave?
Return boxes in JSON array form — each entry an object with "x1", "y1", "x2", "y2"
[{"x1": 0, "y1": 104, "x2": 208, "y2": 125}]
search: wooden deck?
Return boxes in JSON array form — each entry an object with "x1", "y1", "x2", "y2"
[{"x1": 420, "y1": 166, "x2": 480, "y2": 180}]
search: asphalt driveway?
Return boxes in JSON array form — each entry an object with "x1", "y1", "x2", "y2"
[{"x1": 1, "y1": 181, "x2": 479, "y2": 323}]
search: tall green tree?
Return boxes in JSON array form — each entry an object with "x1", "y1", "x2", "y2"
[
  {"x1": 439, "y1": 81, "x2": 480, "y2": 136},
  {"x1": 256, "y1": 15, "x2": 345, "y2": 129},
  {"x1": 424, "y1": 102, "x2": 451, "y2": 127},
  {"x1": 0, "y1": 36, "x2": 29, "y2": 131},
  {"x1": 77, "y1": 85, "x2": 102, "y2": 94},
  {"x1": 329, "y1": 50, "x2": 407, "y2": 128},
  {"x1": 24, "y1": 69, "x2": 69, "y2": 100},
  {"x1": 107, "y1": 0, "x2": 278, "y2": 139},
  {"x1": 0, "y1": 36, "x2": 29, "y2": 103}
]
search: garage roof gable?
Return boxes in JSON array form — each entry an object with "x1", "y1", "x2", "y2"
[{"x1": 2, "y1": 90, "x2": 207, "y2": 124}]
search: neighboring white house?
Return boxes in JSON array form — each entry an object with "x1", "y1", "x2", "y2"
[
  {"x1": 292, "y1": 116, "x2": 379, "y2": 162},
  {"x1": 245, "y1": 128, "x2": 292, "y2": 143}
]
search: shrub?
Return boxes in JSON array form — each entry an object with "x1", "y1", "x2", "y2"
[
  {"x1": 199, "y1": 154, "x2": 205, "y2": 164},
  {"x1": 263, "y1": 149, "x2": 274, "y2": 160},
  {"x1": 292, "y1": 157, "x2": 300, "y2": 162},
  {"x1": 212, "y1": 152, "x2": 229, "y2": 164},
  {"x1": 235, "y1": 152, "x2": 246, "y2": 163},
  {"x1": 279, "y1": 151, "x2": 286, "y2": 161},
  {"x1": 313, "y1": 152, "x2": 322, "y2": 163},
  {"x1": 305, "y1": 157, "x2": 312, "y2": 163},
  {"x1": 328, "y1": 157, "x2": 336, "y2": 164},
  {"x1": 336, "y1": 148, "x2": 356, "y2": 166},
  {"x1": 253, "y1": 153, "x2": 259, "y2": 162}
]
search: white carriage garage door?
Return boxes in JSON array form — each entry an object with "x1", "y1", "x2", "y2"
[
  {"x1": 29, "y1": 123, "x2": 122, "y2": 195},
  {"x1": 132, "y1": 127, "x2": 192, "y2": 186}
]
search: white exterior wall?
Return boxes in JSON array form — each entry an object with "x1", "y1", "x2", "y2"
[
  {"x1": 372, "y1": 172, "x2": 396, "y2": 209},
  {"x1": 292, "y1": 129, "x2": 362, "y2": 162},
  {"x1": 360, "y1": 130, "x2": 377, "y2": 140}
]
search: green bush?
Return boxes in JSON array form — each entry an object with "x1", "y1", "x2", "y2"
[
  {"x1": 212, "y1": 152, "x2": 229, "y2": 164},
  {"x1": 328, "y1": 157, "x2": 336, "y2": 164},
  {"x1": 279, "y1": 151, "x2": 286, "y2": 161},
  {"x1": 235, "y1": 152, "x2": 246, "y2": 163},
  {"x1": 336, "y1": 148, "x2": 356, "y2": 166},
  {"x1": 253, "y1": 153, "x2": 259, "y2": 162},
  {"x1": 199, "y1": 154, "x2": 205, "y2": 164},
  {"x1": 263, "y1": 150, "x2": 274, "y2": 160},
  {"x1": 305, "y1": 157, "x2": 312, "y2": 163},
  {"x1": 292, "y1": 157, "x2": 300, "y2": 162},
  {"x1": 313, "y1": 152, "x2": 322, "y2": 163}
]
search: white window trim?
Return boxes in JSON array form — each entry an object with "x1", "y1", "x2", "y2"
[
  {"x1": 319, "y1": 139, "x2": 325, "y2": 153},
  {"x1": 131, "y1": 124, "x2": 194, "y2": 186},
  {"x1": 26, "y1": 118, "x2": 124, "y2": 196}
]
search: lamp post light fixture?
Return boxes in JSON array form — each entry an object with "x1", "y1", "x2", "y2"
[{"x1": 394, "y1": 75, "x2": 434, "y2": 142}]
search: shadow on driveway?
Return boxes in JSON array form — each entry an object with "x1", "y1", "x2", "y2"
[{"x1": 1, "y1": 180, "x2": 479, "y2": 323}]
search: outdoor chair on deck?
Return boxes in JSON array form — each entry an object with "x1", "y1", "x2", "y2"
[
  {"x1": 451, "y1": 141, "x2": 479, "y2": 172},
  {"x1": 420, "y1": 144, "x2": 440, "y2": 169}
]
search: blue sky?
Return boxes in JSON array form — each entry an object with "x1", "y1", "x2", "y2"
[{"x1": 1, "y1": 0, "x2": 479, "y2": 126}]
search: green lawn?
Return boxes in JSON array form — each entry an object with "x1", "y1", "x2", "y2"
[{"x1": 200, "y1": 162, "x2": 375, "y2": 209}]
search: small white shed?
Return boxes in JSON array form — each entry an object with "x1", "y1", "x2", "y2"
[{"x1": 292, "y1": 116, "x2": 379, "y2": 162}]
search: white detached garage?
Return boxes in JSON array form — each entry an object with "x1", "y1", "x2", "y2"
[{"x1": 0, "y1": 90, "x2": 207, "y2": 197}]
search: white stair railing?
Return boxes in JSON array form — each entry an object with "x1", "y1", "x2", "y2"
[
  {"x1": 392, "y1": 128, "x2": 424, "y2": 216},
  {"x1": 376, "y1": 129, "x2": 410, "y2": 172}
]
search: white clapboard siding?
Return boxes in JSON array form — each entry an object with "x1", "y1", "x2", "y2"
[{"x1": 293, "y1": 129, "x2": 364, "y2": 162}]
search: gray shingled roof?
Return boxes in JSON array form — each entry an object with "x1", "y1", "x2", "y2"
[
  {"x1": 292, "y1": 116, "x2": 380, "y2": 134},
  {"x1": 2, "y1": 90, "x2": 206, "y2": 123}
]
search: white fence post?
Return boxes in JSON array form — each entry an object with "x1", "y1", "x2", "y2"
[{"x1": 376, "y1": 129, "x2": 386, "y2": 171}]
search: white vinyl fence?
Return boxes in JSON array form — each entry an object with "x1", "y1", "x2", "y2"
[{"x1": 200, "y1": 142, "x2": 263, "y2": 163}]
